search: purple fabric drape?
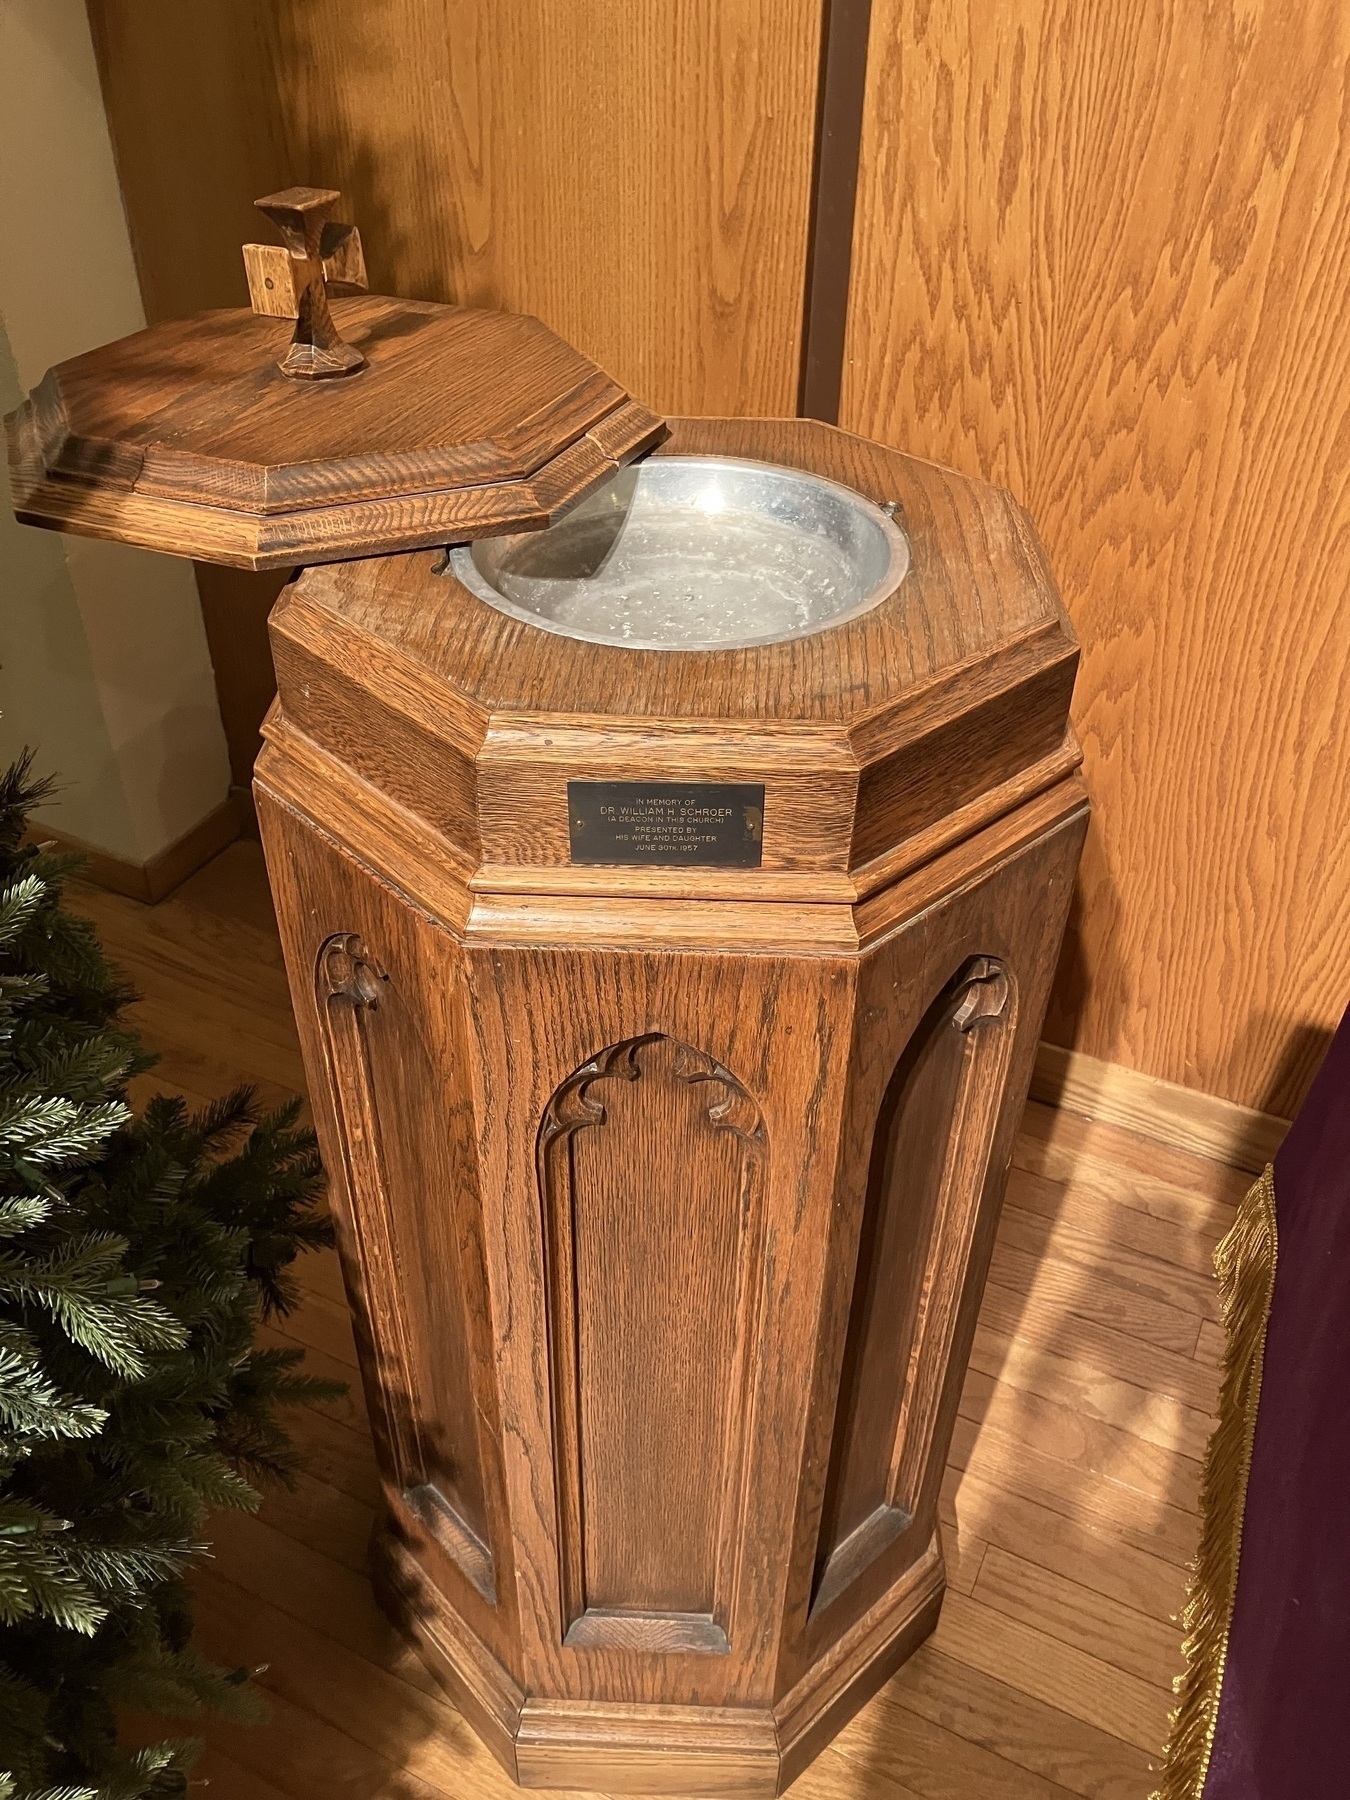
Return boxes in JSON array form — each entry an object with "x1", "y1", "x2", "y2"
[{"x1": 1204, "y1": 1005, "x2": 1350, "y2": 1798}]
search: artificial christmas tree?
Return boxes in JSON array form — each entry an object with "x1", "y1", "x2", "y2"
[{"x1": 0, "y1": 756, "x2": 339, "y2": 1800}]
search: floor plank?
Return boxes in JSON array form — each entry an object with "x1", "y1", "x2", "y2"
[
  {"x1": 967, "y1": 1323, "x2": 1213, "y2": 1460},
  {"x1": 985, "y1": 1237, "x2": 1205, "y2": 1357},
  {"x1": 1015, "y1": 1101, "x2": 1251, "y2": 1211},
  {"x1": 883, "y1": 1649, "x2": 1155, "y2": 1800},
  {"x1": 67, "y1": 842, "x2": 1221, "y2": 1799},
  {"x1": 830, "y1": 1691, "x2": 1084, "y2": 1800},
  {"x1": 941, "y1": 1469, "x2": 1190, "y2": 1624},
  {"x1": 1193, "y1": 1318, "x2": 1226, "y2": 1367},
  {"x1": 970, "y1": 1548, "x2": 1180, "y2": 1688},
  {"x1": 955, "y1": 1374, "x2": 1203, "y2": 1514},
  {"x1": 974, "y1": 1285, "x2": 1221, "y2": 1412},
  {"x1": 948, "y1": 1414, "x2": 1203, "y2": 1564},
  {"x1": 932, "y1": 1593, "x2": 1172, "y2": 1752}
]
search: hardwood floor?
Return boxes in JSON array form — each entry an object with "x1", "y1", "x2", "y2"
[{"x1": 70, "y1": 841, "x2": 1242, "y2": 1800}]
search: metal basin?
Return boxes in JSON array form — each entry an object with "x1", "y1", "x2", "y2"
[{"x1": 446, "y1": 455, "x2": 910, "y2": 649}]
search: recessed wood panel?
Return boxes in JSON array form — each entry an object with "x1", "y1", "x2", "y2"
[
  {"x1": 813, "y1": 958, "x2": 1011, "y2": 1619},
  {"x1": 318, "y1": 934, "x2": 487, "y2": 1533},
  {"x1": 538, "y1": 1034, "x2": 766, "y2": 1649},
  {"x1": 840, "y1": 0, "x2": 1350, "y2": 1114},
  {"x1": 258, "y1": 796, "x2": 507, "y2": 1621}
]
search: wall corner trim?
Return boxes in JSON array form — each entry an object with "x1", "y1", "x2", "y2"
[{"x1": 798, "y1": 0, "x2": 874, "y2": 423}]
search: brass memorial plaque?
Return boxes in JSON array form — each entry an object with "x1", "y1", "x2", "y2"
[{"x1": 567, "y1": 782, "x2": 765, "y2": 867}]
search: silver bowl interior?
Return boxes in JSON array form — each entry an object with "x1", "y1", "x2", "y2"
[{"x1": 445, "y1": 455, "x2": 910, "y2": 649}]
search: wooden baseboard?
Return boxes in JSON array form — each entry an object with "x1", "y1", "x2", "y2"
[
  {"x1": 28, "y1": 797, "x2": 240, "y2": 905},
  {"x1": 515, "y1": 1702, "x2": 780, "y2": 1797},
  {"x1": 1032, "y1": 1041, "x2": 1289, "y2": 1175}
]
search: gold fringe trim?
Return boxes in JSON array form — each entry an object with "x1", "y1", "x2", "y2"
[{"x1": 1151, "y1": 1163, "x2": 1279, "y2": 1800}]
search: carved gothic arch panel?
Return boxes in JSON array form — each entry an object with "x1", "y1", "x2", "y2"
[{"x1": 537, "y1": 1033, "x2": 767, "y2": 1654}]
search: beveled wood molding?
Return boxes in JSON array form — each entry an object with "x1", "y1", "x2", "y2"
[
  {"x1": 1031, "y1": 1041, "x2": 1289, "y2": 1175},
  {"x1": 514, "y1": 1697, "x2": 781, "y2": 1797},
  {"x1": 27, "y1": 796, "x2": 239, "y2": 904},
  {"x1": 369, "y1": 1523, "x2": 523, "y2": 1781},
  {"x1": 7, "y1": 388, "x2": 664, "y2": 571},
  {"x1": 776, "y1": 1532, "x2": 945, "y2": 1788}
]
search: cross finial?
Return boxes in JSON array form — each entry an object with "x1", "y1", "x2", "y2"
[{"x1": 243, "y1": 187, "x2": 369, "y2": 379}]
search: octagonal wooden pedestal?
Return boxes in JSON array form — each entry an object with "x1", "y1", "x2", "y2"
[{"x1": 252, "y1": 417, "x2": 1088, "y2": 1795}]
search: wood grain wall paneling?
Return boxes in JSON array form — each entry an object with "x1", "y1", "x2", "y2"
[
  {"x1": 840, "y1": 0, "x2": 1350, "y2": 1115},
  {"x1": 86, "y1": 0, "x2": 822, "y2": 418}
]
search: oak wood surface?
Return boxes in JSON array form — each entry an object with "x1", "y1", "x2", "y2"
[
  {"x1": 72, "y1": 838, "x2": 1214, "y2": 1800},
  {"x1": 5, "y1": 298, "x2": 665, "y2": 568},
  {"x1": 245, "y1": 186, "x2": 370, "y2": 378},
  {"x1": 26, "y1": 304, "x2": 637, "y2": 503},
  {"x1": 309, "y1": 418, "x2": 1069, "y2": 731},
  {"x1": 840, "y1": 0, "x2": 1350, "y2": 1115},
  {"x1": 1030, "y1": 1042, "x2": 1289, "y2": 1176},
  {"x1": 246, "y1": 728, "x2": 1083, "y2": 1797},
  {"x1": 784, "y1": 821, "x2": 1081, "y2": 1692}
]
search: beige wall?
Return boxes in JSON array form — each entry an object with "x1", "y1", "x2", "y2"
[{"x1": 0, "y1": 0, "x2": 229, "y2": 863}]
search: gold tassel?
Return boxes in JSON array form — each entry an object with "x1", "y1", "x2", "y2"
[{"x1": 1151, "y1": 1163, "x2": 1279, "y2": 1799}]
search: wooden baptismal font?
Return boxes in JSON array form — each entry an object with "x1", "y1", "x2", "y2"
[{"x1": 7, "y1": 191, "x2": 1088, "y2": 1795}]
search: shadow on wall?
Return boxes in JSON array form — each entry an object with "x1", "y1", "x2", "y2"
[
  {"x1": 1041, "y1": 817, "x2": 1126, "y2": 1060},
  {"x1": 1238, "y1": 1015, "x2": 1338, "y2": 1125}
]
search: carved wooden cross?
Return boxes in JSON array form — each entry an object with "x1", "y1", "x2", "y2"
[{"x1": 243, "y1": 186, "x2": 369, "y2": 379}]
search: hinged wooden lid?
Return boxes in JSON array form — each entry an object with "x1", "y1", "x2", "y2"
[{"x1": 4, "y1": 187, "x2": 666, "y2": 571}]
